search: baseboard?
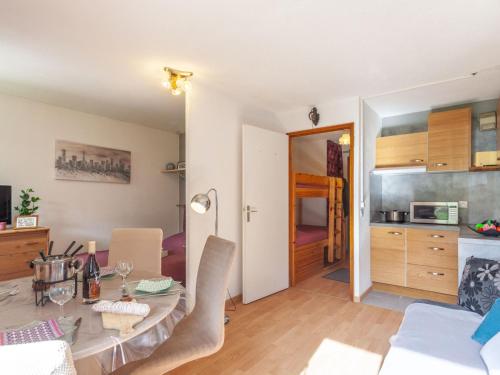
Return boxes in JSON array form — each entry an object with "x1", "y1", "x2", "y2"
[
  {"x1": 225, "y1": 293, "x2": 242, "y2": 309},
  {"x1": 353, "y1": 285, "x2": 372, "y2": 303},
  {"x1": 372, "y1": 282, "x2": 457, "y2": 304}
]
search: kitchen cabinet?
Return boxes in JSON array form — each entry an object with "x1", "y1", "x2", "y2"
[
  {"x1": 406, "y1": 228, "x2": 458, "y2": 295},
  {"x1": 375, "y1": 132, "x2": 428, "y2": 168},
  {"x1": 370, "y1": 227, "x2": 406, "y2": 286},
  {"x1": 428, "y1": 107, "x2": 472, "y2": 172},
  {"x1": 370, "y1": 225, "x2": 459, "y2": 296}
]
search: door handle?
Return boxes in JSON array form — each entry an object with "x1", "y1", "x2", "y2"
[{"x1": 245, "y1": 205, "x2": 258, "y2": 222}]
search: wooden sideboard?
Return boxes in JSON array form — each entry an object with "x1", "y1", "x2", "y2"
[{"x1": 0, "y1": 227, "x2": 49, "y2": 281}]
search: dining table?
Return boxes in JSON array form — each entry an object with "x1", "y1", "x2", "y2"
[{"x1": 0, "y1": 271, "x2": 186, "y2": 374}]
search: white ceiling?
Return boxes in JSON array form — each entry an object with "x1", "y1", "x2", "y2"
[{"x1": 1, "y1": 0, "x2": 500, "y2": 131}]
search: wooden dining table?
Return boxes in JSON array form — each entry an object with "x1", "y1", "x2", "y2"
[{"x1": 0, "y1": 271, "x2": 186, "y2": 374}]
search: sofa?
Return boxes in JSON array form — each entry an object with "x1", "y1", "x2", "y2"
[{"x1": 379, "y1": 301, "x2": 486, "y2": 375}]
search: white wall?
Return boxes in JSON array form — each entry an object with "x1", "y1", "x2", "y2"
[
  {"x1": 360, "y1": 102, "x2": 382, "y2": 294},
  {"x1": 0, "y1": 93, "x2": 179, "y2": 251},
  {"x1": 185, "y1": 82, "x2": 280, "y2": 302},
  {"x1": 276, "y1": 97, "x2": 366, "y2": 298}
]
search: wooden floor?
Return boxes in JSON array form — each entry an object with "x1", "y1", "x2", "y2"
[{"x1": 170, "y1": 271, "x2": 403, "y2": 375}]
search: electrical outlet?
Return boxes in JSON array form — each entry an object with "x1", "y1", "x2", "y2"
[{"x1": 459, "y1": 201, "x2": 468, "y2": 209}]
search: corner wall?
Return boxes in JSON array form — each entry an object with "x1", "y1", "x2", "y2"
[{"x1": 185, "y1": 82, "x2": 280, "y2": 302}]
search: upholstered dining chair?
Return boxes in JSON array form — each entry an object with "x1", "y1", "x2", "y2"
[
  {"x1": 113, "y1": 235, "x2": 236, "y2": 375},
  {"x1": 108, "y1": 228, "x2": 163, "y2": 274}
]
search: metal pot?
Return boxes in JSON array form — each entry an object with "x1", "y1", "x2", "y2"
[
  {"x1": 380, "y1": 210, "x2": 409, "y2": 223},
  {"x1": 31, "y1": 255, "x2": 82, "y2": 283}
]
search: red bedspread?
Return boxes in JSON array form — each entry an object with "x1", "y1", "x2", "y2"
[{"x1": 296, "y1": 225, "x2": 328, "y2": 246}]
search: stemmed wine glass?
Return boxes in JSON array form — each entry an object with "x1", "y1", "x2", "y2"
[
  {"x1": 49, "y1": 281, "x2": 75, "y2": 319},
  {"x1": 115, "y1": 260, "x2": 134, "y2": 296}
]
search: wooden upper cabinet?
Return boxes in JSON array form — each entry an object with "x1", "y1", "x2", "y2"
[
  {"x1": 376, "y1": 132, "x2": 428, "y2": 168},
  {"x1": 428, "y1": 108, "x2": 472, "y2": 172}
]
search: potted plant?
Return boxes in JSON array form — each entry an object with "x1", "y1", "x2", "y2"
[{"x1": 14, "y1": 188, "x2": 41, "y2": 229}]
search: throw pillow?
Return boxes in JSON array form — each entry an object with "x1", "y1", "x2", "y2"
[
  {"x1": 480, "y1": 332, "x2": 500, "y2": 375},
  {"x1": 472, "y1": 299, "x2": 500, "y2": 345},
  {"x1": 458, "y1": 257, "x2": 500, "y2": 316}
]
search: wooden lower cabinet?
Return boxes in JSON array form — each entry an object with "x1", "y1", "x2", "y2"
[
  {"x1": 407, "y1": 264, "x2": 457, "y2": 295},
  {"x1": 371, "y1": 227, "x2": 406, "y2": 286},
  {"x1": 0, "y1": 227, "x2": 49, "y2": 281},
  {"x1": 371, "y1": 226, "x2": 458, "y2": 298}
]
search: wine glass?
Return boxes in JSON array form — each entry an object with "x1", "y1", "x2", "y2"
[
  {"x1": 115, "y1": 260, "x2": 134, "y2": 296},
  {"x1": 49, "y1": 281, "x2": 75, "y2": 319}
]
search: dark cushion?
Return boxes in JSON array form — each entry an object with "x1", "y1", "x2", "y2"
[{"x1": 458, "y1": 257, "x2": 500, "y2": 316}]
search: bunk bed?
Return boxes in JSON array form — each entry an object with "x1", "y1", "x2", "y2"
[{"x1": 290, "y1": 172, "x2": 344, "y2": 285}]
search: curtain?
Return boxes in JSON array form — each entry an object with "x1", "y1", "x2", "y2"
[{"x1": 327, "y1": 140, "x2": 343, "y2": 177}]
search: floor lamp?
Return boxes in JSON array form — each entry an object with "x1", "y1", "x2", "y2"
[{"x1": 190, "y1": 188, "x2": 232, "y2": 324}]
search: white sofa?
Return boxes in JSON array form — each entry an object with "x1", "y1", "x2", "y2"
[{"x1": 379, "y1": 302, "x2": 486, "y2": 375}]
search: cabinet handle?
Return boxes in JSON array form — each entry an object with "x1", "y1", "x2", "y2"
[
  {"x1": 430, "y1": 234, "x2": 444, "y2": 238},
  {"x1": 429, "y1": 247, "x2": 445, "y2": 251},
  {"x1": 435, "y1": 162, "x2": 448, "y2": 167},
  {"x1": 388, "y1": 231, "x2": 402, "y2": 236},
  {"x1": 411, "y1": 159, "x2": 424, "y2": 163},
  {"x1": 428, "y1": 272, "x2": 445, "y2": 276}
]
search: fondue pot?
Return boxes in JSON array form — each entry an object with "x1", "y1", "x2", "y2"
[{"x1": 31, "y1": 255, "x2": 82, "y2": 283}]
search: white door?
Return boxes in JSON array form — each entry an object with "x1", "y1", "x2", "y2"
[{"x1": 242, "y1": 124, "x2": 289, "y2": 304}]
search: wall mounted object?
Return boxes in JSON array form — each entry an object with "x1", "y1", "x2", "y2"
[
  {"x1": 190, "y1": 188, "x2": 218, "y2": 236},
  {"x1": 55, "y1": 140, "x2": 131, "y2": 184},
  {"x1": 479, "y1": 111, "x2": 496, "y2": 131},
  {"x1": 308, "y1": 107, "x2": 320, "y2": 126}
]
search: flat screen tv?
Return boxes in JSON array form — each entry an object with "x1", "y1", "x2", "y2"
[{"x1": 0, "y1": 186, "x2": 12, "y2": 225}]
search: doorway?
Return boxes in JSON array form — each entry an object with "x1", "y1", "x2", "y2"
[{"x1": 288, "y1": 123, "x2": 354, "y2": 300}]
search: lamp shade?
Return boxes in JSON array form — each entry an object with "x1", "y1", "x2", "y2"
[{"x1": 190, "y1": 193, "x2": 211, "y2": 214}]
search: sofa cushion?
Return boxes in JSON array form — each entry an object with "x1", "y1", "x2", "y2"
[
  {"x1": 458, "y1": 257, "x2": 500, "y2": 316},
  {"x1": 472, "y1": 299, "x2": 500, "y2": 345}
]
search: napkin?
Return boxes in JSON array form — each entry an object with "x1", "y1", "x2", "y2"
[
  {"x1": 92, "y1": 300, "x2": 150, "y2": 317},
  {"x1": 0, "y1": 319, "x2": 64, "y2": 346},
  {"x1": 135, "y1": 278, "x2": 173, "y2": 293}
]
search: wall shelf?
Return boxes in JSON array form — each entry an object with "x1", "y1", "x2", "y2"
[{"x1": 160, "y1": 168, "x2": 186, "y2": 174}]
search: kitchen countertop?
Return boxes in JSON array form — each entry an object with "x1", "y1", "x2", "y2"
[
  {"x1": 370, "y1": 221, "x2": 460, "y2": 231},
  {"x1": 370, "y1": 221, "x2": 500, "y2": 242}
]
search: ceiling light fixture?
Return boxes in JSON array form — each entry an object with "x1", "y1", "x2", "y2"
[{"x1": 162, "y1": 67, "x2": 193, "y2": 96}]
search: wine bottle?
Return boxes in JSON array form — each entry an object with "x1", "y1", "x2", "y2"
[{"x1": 82, "y1": 241, "x2": 101, "y2": 304}]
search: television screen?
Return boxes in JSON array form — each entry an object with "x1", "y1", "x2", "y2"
[{"x1": 0, "y1": 186, "x2": 12, "y2": 225}]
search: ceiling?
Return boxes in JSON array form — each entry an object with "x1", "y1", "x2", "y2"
[{"x1": 1, "y1": 0, "x2": 500, "y2": 131}]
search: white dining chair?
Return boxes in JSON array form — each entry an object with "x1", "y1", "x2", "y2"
[
  {"x1": 0, "y1": 340, "x2": 77, "y2": 375},
  {"x1": 113, "y1": 235, "x2": 236, "y2": 375},
  {"x1": 108, "y1": 228, "x2": 163, "y2": 274}
]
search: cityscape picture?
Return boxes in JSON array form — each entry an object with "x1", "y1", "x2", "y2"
[{"x1": 55, "y1": 140, "x2": 131, "y2": 183}]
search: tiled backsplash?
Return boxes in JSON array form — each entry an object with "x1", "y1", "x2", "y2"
[{"x1": 370, "y1": 171, "x2": 500, "y2": 224}]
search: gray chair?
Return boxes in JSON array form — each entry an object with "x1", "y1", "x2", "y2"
[{"x1": 114, "y1": 235, "x2": 236, "y2": 375}]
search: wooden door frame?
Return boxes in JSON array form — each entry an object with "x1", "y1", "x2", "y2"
[{"x1": 288, "y1": 122, "x2": 355, "y2": 301}]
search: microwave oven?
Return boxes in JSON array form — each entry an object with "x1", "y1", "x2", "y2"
[{"x1": 410, "y1": 202, "x2": 459, "y2": 225}]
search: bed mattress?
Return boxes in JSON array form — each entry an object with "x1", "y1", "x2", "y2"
[{"x1": 296, "y1": 225, "x2": 328, "y2": 246}]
